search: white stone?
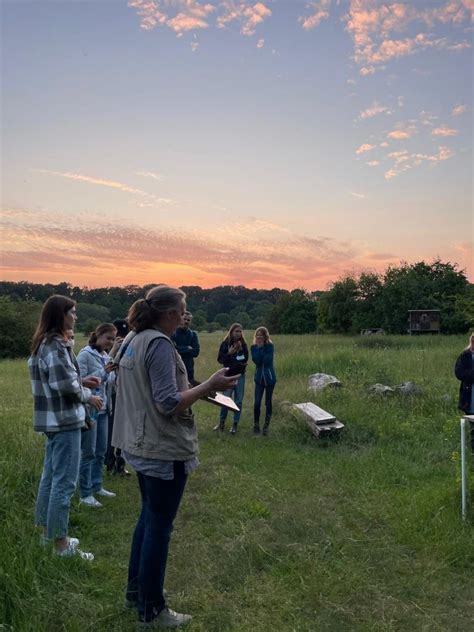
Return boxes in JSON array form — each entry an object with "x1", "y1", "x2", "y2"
[{"x1": 307, "y1": 373, "x2": 342, "y2": 392}]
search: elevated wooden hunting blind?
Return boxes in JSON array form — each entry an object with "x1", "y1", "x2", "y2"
[{"x1": 408, "y1": 309, "x2": 440, "y2": 335}]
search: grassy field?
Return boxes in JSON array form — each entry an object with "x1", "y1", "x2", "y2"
[{"x1": 0, "y1": 333, "x2": 473, "y2": 631}]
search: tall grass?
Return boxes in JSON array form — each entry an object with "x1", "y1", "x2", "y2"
[{"x1": 0, "y1": 333, "x2": 472, "y2": 631}]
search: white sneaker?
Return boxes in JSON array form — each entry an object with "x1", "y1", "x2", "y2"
[
  {"x1": 79, "y1": 495, "x2": 103, "y2": 507},
  {"x1": 40, "y1": 535, "x2": 79, "y2": 547},
  {"x1": 55, "y1": 542, "x2": 94, "y2": 561},
  {"x1": 95, "y1": 488, "x2": 116, "y2": 498},
  {"x1": 139, "y1": 607, "x2": 192, "y2": 628}
]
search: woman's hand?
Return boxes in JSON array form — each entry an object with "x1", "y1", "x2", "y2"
[
  {"x1": 229, "y1": 341, "x2": 242, "y2": 354},
  {"x1": 110, "y1": 337, "x2": 123, "y2": 357},
  {"x1": 89, "y1": 395, "x2": 103, "y2": 410},
  {"x1": 82, "y1": 375, "x2": 101, "y2": 388},
  {"x1": 208, "y1": 367, "x2": 240, "y2": 392}
]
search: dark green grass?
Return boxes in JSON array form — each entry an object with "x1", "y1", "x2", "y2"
[{"x1": 0, "y1": 334, "x2": 473, "y2": 631}]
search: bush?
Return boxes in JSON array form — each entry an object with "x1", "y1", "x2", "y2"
[{"x1": 0, "y1": 297, "x2": 42, "y2": 358}]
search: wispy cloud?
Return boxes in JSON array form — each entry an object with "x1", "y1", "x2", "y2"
[
  {"x1": 299, "y1": 0, "x2": 331, "y2": 30},
  {"x1": 349, "y1": 191, "x2": 367, "y2": 199},
  {"x1": 366, "y1": 160, "x2": 379, "y2": 166},
  {"x1": 135, "y1": 170, "x2": 164, "y2": 181},
  {"x1": 419, "y1": 110, "x2": 438, "y2": 127},
  {"x1": 36, "y1": 169, "x2": 148, "y2": 196},
  {"x1": 256, "y1": 38, "x2": 264, "y2": 48},
  {"x1": 451, "y1": 104, "x2": 468, "y2": 116},
  {"x1": 359, "y1": 101, "x2": 391, "y2": 119},
  {"x1": 431, "y1": 125, "x2": 459, "y2": 137},
  {"x1": 387, "y1": 130, "x2": 411, "y2": 140},
  {"x1": 384, "y1": 145, "x2": 454, "y2": 179},
  {"x1": 37, "y1": 169, "x2": 175, "y2": 207},
  {"x1": 217, "y1": 1, "x2": 272, "y2": 36},
  {"x1": 0, "y1": 207, "x2": 404, "y2": 290},
  {"x1": 355, "y1": 143, "x2": 376, "y2": 154},
  {"x1": 128, "y1": 0, "x2": 215, "y2": 35},
  {"x1": 344, "y1": 0, "x2": 472, "y2": 74}
]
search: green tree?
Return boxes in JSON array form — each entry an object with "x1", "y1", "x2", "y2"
[
  {"x1": 0, "y1": 298, "x2": 42, "y2": 358},
  {"x1": 381, "y1": 259, "x2": 469, "y2": 333},
  {"x1": 269, "y1": 289, "x2": 317, "y2": 334},
  {"x1": 76, "y1": 303, "x2": 111, "y2": 332},
  {"x1": 317, "y1": 276, "x2": 358, "y2": 333}
]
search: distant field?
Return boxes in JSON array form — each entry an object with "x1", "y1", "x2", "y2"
[{"x1": 0, "y1": 333, "x2": 473, "y2": 631}]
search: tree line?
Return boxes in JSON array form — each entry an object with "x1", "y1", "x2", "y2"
[{"x1": 0, "y1": 259, "x2": 472, "y2": 358}]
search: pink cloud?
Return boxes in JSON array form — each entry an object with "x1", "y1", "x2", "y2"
[
  {"x1": 36, "y1": 169, "x2": 175, "y2": 207},
  {"x1": 36, "y1": 169, "x2": 148, "y2": 196},
  {"x1": 299, "y1": 1, "x2": 331, "y2": 30},
  {"x1": 344, "y1": 0, "x2": 472, "y2": 72},
  {"x1": 217, "y1": 1, "x2": 272, "y2": 36},
  {"x1": 167, "y1": 14, "x2": 211, "y2": 33},
  {"x1": 355, "y1": 143, "x2": 376, "y2": 154},
  {"x1": 128, "y1": 0, "x2": 215, "y2": 34},
  {"x1": 0, "y1": 207, "x2": 396, "y2": 290},
  {"x1": 359, "y1": 101, "x2": 390, "y2": 119},
  {"x1": 384, "y1": 145, "x2": 454, "y2": 179},
  {"x1": 452, "y1": 104, "x2": 468, "y2": 116},
  {"x1": 387, "y1": 130, "x2": 411, "y2": 140},
  {"x1": 431, "y1": 125, "x2": 459, "y2": 137}
]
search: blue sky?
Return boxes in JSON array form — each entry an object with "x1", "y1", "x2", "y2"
[{"x1": 1, "y1": 0, "x2": 472, "y2": 289}]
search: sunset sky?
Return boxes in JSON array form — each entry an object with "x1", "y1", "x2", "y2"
[{"x1": 1, "y1": 0, "x2": 472, "y2": 290}]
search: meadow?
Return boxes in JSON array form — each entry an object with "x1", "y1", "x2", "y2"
[{"x1": 0, "y1": 333, "x2": 472, "y2": 631}]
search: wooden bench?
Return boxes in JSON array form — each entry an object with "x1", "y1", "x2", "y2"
[{"x1": 292, "y1": 402, "x2": 344, "y2": 438}]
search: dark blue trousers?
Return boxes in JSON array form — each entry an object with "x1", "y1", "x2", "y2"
[
  {"x1": 126, "y1": 462, "x2": 187, "y2": 620},
  {"x1": 254, "y1": 382, "x2": 275, "y2": 425}
]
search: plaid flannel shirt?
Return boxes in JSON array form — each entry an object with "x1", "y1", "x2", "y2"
[{"x1": 28, "y1": 335, "x2": 92, "y2": 433}]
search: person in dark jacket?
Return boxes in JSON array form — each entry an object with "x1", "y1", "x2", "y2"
[
  {"x1": 171, "y1": 311, "x2": 200, "y2": 382},
  {"x1": 214, "y1": 323, "x2": 248, "y2": 434},
  {"x1": 454, "y1": 332, "x2": 474, "y2": 455},
  {"x1": 251, "y1": 327, "x2": 277, "y2": 436}
]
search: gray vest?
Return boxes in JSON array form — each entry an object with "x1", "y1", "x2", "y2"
[{"x1": 112, "y1": 329, "x2": 198, "y2": 461}]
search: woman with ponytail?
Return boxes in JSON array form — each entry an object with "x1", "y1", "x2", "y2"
[
  {"x1": 77, "y1": 322, "x2": 119, "y2": 507},
  {"x1": 112, "y1": 284, "x2": 239, "y2": 628}
]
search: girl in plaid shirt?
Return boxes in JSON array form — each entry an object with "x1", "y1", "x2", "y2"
[{"x1": 29, "y1": 295, "x2": 102, "y2": 560}]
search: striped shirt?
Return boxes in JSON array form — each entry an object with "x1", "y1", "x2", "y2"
[{"x1": 28, "y1": 335, "x2": 92, "y2": 433}]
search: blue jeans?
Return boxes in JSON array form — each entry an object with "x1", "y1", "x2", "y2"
[
  {"x1": 254, "y1": 382, "x2": 275, "y2": 425},
  {"x1": 219, "y1": 373, "x2": 245, "y2": 423},
  {"x1": 79, "y1": 412, "x2": 108, "y2": 497},
  {"x1": 35, "y1": 428, "x2": 81, "y2": 539},
  {"x1": 126, "y1": 463, "x2": 187, "y2": 620}
]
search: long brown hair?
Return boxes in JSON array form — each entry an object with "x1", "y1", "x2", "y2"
[
  {"x1": 31, "y1": 295, "x2": 76, "y2": 355},
  {"x1": 88, "y1": 323, "x2": 117, "y2": 350},
  {"x1": 128, "y1": 284, "x2": 186, "y2": 333},
  {"x1": 223, "y1": 322, "x2": 247, "y2": 347},
  {"x1": 253, "y1": 326, "x2": 272, "y2": 345}
]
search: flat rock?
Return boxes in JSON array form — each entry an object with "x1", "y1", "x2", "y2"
[
  {"x1": 308, "y1": 373, "x2": 342, "y2": 392},
  {"x1": 368, "y1": 383, "x2": 394, "y2": 396},
  {"x1": 395, "y1": 381, "x2": 422, "y2": 396}
]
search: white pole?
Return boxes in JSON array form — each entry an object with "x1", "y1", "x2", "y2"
[{"x1": 460, "y1": 418, "x2": 467, "y2": 520}]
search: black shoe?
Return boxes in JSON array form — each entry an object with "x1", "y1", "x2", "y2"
[
  {"x1": 253, "y1": 424, "x2": 261, "y2": 435},
  {"x1": 230, "y1": 422, "x2": 238, "y2": 434},
  {"x1": 114, "y1": 467, "x2": 131, "y2": 477},
  {"x1": 213, "y1": 421, "x2": 225, "y2": 431}
]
